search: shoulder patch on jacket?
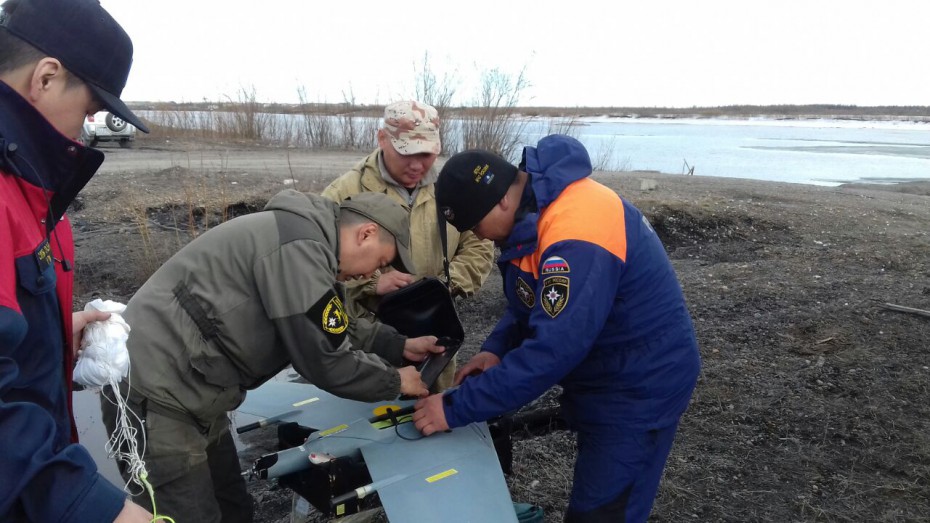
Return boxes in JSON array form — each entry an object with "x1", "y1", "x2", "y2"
[
  {"x1": 541, "y1": 255, "x2": 570, "y2": 274},
  {"x1": 516, "y1": 277, "x2": 535, "y2": 308},
  {"x1": 540, "y1": 275, "x2": 570, "y2": 318},
  {"x1": 307, "y1": 290, "x2": 348, "y2": 345}
]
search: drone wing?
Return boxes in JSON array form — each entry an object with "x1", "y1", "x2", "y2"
[
  {"x1": 237, "y1": 380, "x2": 518, "y2": 522},
  {"x1": 359, "y1": 421, "x2": 518, "y2": 523},
  {"x1": 236, "y1": 379, "x2": 415, "y2": 432}
]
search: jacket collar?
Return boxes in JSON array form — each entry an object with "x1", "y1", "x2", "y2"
[
  {"x1": 0, "y1": 80, "x2": 104, "y2": 228},
  {"x1": 497, "y1": 135, "x2": 593, "y2": 263},
  {"x1": 376, "y1": 149, "x2": 438, "y2": 189},
  {"x1": 358, "y1": 149, "x2": 437, "y2": 206},
  {"x1": 497, "y1": 181, "x2": 540, "y2": 262}
]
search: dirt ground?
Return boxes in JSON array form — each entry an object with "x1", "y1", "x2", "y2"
[{"x1": 71, "y1": 137, "x2": 930, "y2": 522}]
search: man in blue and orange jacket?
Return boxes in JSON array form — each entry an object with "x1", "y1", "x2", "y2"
[
  {"x1": 0, "y1": 1, "x2": 152, "y2": 521},
  {"x1": 413, "y1": 134, "x2": 701, "y2": 522}
]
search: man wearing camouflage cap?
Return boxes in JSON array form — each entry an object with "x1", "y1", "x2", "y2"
[{"x1": 321, "y1": 100, "x2": 494, "y2": 391}]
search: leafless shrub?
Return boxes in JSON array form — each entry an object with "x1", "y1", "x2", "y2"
[
  {"x1": 221, "y1": 85, "x2": 273, "y2": 141},
  {"x1": 296, "y1": 86, "x2": 337, "y2": 148},
  {"x1": 333, "y1": 89, "x2": 379, "y2": 150},
  {"x1": 141, "y1": 62, "x2": 537, "y2": 155},
  {"x1": 142, "y1": 89, "x2": 282, "y2": 144},
  {"x1": 337, "y1": 89, "x2": 361, "y2": 150},
  {"x1": 456, "y1": 66, "x2": 531, "y2": 160},
  {"x1": 544, "y1": 116, "x2": 581, "y2": 138},
  {"x1": 414, "y1": 51, "x2": 457, "y2": 154},
  {"x1": 142, "y1": 105, "x2": 221, "y2": 142},
  {"x1": 591, "y1": 136, "x2": 631, "y2": 172}
]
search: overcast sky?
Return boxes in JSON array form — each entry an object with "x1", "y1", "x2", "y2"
[{"x1": 101, "y1": 0, "x2": 928, "y2": 108}]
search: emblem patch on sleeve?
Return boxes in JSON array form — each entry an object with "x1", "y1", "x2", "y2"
[
  {"x1": 322, "y1": 296, "x2": 348, "y2": 334},
  {"x1": 541, "y1": 256, "x2": 570, "y2": 274},
  {"x1": 540, "y1": 275, "x2": 570, "y2": 318},
  {"x1": 516, "y1": 277, "x2": 535, "y2": 308},
  {"x1": 308, "y1": 289, "x2": 349, "y2": 347}
]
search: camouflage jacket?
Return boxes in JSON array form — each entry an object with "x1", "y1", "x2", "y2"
[{"x1": 123, "y1": 190, "x2": 407, "y2": 424}]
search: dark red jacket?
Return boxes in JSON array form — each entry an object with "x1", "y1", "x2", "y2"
[{"x1": 0, "y1": 80, "x2": 125, "y2": 522}]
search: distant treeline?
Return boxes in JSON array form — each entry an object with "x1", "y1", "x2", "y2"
[
  {"x1": 128, "y1": 101, "x2": 930, "y2": 121},
  {"x1": 522, "y1": 104, "x2": 930, "y2": 120}
]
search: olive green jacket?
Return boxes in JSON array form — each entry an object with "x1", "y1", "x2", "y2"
[
  {"x1": 123, "y1": 190, "x2": 406, "y2": 425},
  {"x1": 320, "y1": 149, "x2": 494, "y2": 315}
]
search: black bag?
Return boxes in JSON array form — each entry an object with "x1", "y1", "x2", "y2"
[{"x1": 377, "y1": 277, "x2": 464, "y2": 389}]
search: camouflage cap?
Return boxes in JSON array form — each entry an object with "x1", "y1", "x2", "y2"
[
  {"x1": 383, "y1": 100, "x2": 441, "y2": 155},
  {"x1": 340, "y1": 192, "x2": 416, "y2": 274}
]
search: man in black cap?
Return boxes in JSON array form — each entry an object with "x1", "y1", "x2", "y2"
[
  {"x1": 0, "y1": 0, "x2": 152, "y2": 521},
  {"x1": 413, "y1": 135, "x2": 701, "y2": 522}
]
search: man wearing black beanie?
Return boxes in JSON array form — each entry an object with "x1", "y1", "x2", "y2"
[{"x1": 415, "y1": 135, "x2": 702, "y2": 523}]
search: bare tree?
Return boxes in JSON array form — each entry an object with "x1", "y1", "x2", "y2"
[
  {"x1": 296, "y1": 85, "x2": 336, "y2": 148},
  {"x1": 338, "y1": 88, "x2": 360, "y2": 150},
  {"x1": 413, "y1": 51, "x2": 457, "y2": 154},
  {"x1": 545, "y1": 115, "x2": 581, "y2": 138},
  {"x1": 458, "y1": 65, "x2": 531, "y2": 160},
  {"x1": 224, "y1": 84, "x2": 270, "y2": 141}
]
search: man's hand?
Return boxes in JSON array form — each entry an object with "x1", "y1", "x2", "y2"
[
  {"x1": 397, "y1": 366, "x2": 428, "y2": 397},
  {"x1": 71, "y1": 309, "x2": 111, "y2": 358},
  {"x1": 413, "y1": 393, "x2": 449, "y2": 436},
  {"x1": 453, "y1": 352, "x2": 501, "y2": 386},
  {"x1": 113, "y1": 499, "x2": 153, "y2": 522},
  {"x1": 402, "y1": 336, "x2": 445, "y2": 362},
  {"x1": 376, "y1": 270, "x2": 416, "y2": 295}
]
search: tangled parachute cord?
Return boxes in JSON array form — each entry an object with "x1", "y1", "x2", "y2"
[{"x1": 78, "y1": 299, "x2": 175, "y2": 523}]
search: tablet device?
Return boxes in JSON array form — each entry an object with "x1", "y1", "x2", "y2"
[{"x1": 377, "y1": 278, "x2": 464, "y2": 389}]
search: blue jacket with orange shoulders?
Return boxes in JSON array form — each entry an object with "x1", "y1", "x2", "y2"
[{"x1": 443, "y1": 135, "x2": 701, "y2": 430}]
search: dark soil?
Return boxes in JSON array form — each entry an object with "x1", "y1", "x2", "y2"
[{"x1": 73, "y1": 138, "x2": 930, "y2": 522}]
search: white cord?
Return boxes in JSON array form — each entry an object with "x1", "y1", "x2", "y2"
[
  {"x1": 100, "y1": 367, "x2": 150, "y2": 496},
  {"x1": 74, "y1": 299, "x2": 148, "y2": 492}
]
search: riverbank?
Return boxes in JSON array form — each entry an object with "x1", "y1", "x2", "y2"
[{"x1": 128, "y1": 100, "x2": 930, "y2": 122}]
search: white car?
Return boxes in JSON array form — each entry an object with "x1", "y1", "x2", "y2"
[{"x1": 81, "y1": 111, "x2": 136, "y2": 148}]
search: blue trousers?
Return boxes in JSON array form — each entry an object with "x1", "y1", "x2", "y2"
[{"x1": 564, "y1": 422, "x2": 680, "y2": 523}]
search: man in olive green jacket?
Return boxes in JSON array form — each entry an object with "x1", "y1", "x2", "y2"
[
  {"x1": 321, "y1": 101, "x2": 494, "y2": 391},
  {"x1": 101, "y1": 190, "x2": 442, "y2": 523}
]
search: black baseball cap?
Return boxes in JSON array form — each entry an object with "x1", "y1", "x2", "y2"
[
  {"x1": 0, "y1": 0, "x2": 149, "y2": 133},
  {"x1": 436, "y1": 149, "x2": 518, "y2": 232}
]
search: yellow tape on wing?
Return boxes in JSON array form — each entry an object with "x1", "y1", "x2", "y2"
[
  {"x1": 319, "y1": 424, "x2": 348, "y2": 437},
  {"x1": 425, "y1": 469, "x2": 458, "y2": 483},
  {"x1": 293, "y1": 397, "x2": 319, "y2": 407},
  {"x1": 371, "y1": 414, "x2": 414, "y2": 429}
]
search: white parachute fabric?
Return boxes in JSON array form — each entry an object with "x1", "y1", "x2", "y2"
[
  {"x1": 73, "y1": 299, "x2": 131, "y2": 388},
  {"x1": 72, "y1": 300, "x2": 153, "y2": 500}
]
